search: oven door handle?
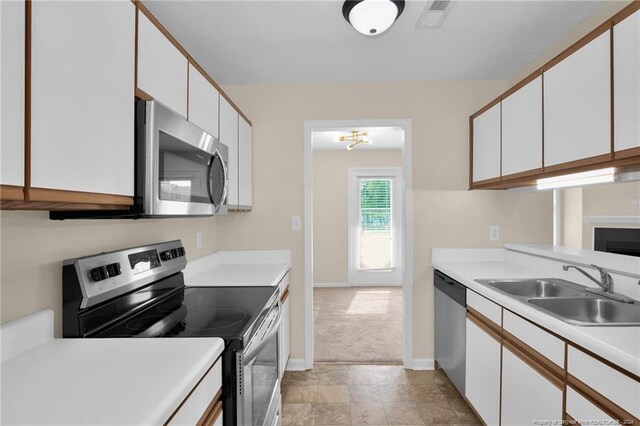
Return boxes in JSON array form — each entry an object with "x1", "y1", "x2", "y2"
[{"x1": 244, "y1": 302, "x2": 283, "y2": 362}]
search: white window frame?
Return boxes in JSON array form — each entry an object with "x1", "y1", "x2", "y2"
[{"x1": 348, "y1": 167, "x2": 403, "y2": 285}]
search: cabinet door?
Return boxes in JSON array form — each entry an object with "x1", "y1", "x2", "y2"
[
  {"x1": 279, "y1": 294, "x2": 290, "y2": 378},
  {"x1": 501, "y1": 345, "x2": 563, "y2": 425},
  {"x1": 465, "y1": 317, "x2": 501, "y2": 425},
  {"x1": 219, "y1": 97, "x2": 238, "y2": 208},
  {"x1": 1, "y1": 0, "x2": 25, "y2": 192},
  {"x1": 137, "y1": 12, "x2": 187, "y2": 117},
  {"x1": 544, "y1": 32, "x2": 611, "y2": 168},
  {"x1": 238, "y1": 117, "x2": 253, "y2": 209},
  {"x1": 188, "y1": 64, "x2": 219, "y2": 138},
  {"x1": 31, "y1": 1, "x2": 135, "y2": 196},
  {"x1": 472, "y1": 103, "x2": 501, "y2": 183},
  {"x1": 566, "y1": 387, "x2": 619, "y2": 424},
  {"x1": 614, "y1": 9, "x2": 640, "y2": 155},
  {"x1": 502, "y1": 76, "x2": 543, "y2": 177}
]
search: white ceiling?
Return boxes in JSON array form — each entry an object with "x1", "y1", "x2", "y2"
[
  {"x1": 143, "y1": 0, "x2": 606, "y2": 85},
  {"x1": 313, "y1": 127, "x2": 404, "y2": 150}
]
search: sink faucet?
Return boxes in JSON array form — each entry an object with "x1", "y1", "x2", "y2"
[
  {"x1": 562, "y1": 264, "x2": 613, "y2": 292},
  {"x1": 562, "y1": 264, "x2": 634, "y2": 303}
]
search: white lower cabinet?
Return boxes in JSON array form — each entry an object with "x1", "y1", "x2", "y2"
[
  {"x1": 566, "y1": 387, "x2": 619, "y2": 424},
  {"x1": 168, "y1": 359, "x2": 222, "y2": 425},
  {"x1": 501, "y1": 346, "x2": 563, "y2": 425},
  {"x1": 279, "y1": 292, "x2": 290, "y2": 378},
  {"x1": 465, "y1": 317, "x2": 501, "y2": 425}
]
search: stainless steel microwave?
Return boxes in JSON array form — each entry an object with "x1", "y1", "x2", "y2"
[{"x1": 51, "y1": 100, "x2": 228, "y2": 219}]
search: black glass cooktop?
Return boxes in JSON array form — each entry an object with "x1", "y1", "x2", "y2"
[{"x1": 95, "y1": 286, "x2": 278, "y2": 348}]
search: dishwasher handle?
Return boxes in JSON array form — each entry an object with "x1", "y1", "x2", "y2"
[{"x1": 434, "y1": 270, "x2": 466, "y2": 307}]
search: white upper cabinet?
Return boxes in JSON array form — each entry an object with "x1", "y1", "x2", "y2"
[
  {"x1": 544, "y1": 32, "x2": 611, "y2": 167},
  {"x1": 1, "y1": 0, "x2": 25, "y2": 189},
  {"x1": 238, "y1": 117, "x2": 253, "y2": 209},
  {"x1": 614, "y1": 10, "x2": 640, "y2": 154},
  {"x1": 30, "y1": 0, "x2": 135, "y2": 196},
  {"x1": 472, "y1": 103, "x2": 501, "y2": 183},
  {"x1": 502, "y1": 76, "x2": 543, "y2": 176},
  {"x1": 219, "y1": 97, "x2": 239, "y2": 208},
  {"x1": 137, "y1": 12, "x2": 187, "y2": 117},
  {"x1": 188, "y1": 64, "x2": 219, "y2": 138}
]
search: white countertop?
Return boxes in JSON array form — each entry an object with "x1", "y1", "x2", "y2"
[
  {"x1": 184, "y1": 249, "x2": 291, "y2": 288},
  {"x1": 188, "y1": 263, "x2": 290, "y2": 287},
  {"x1": 1, "y1": 313, "x2": 224, "y2": 425},
  {"x1": 432, "y1": 256, "x2": 640, "y2": 377}
]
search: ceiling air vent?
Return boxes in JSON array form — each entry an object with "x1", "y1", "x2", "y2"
[{"x1": 416, "y1": 0, "x2": 456, "y2": 29}]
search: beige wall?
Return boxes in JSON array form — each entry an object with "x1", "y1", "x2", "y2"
[
  {"x1": 313, "y1": 149, "x2": 402, "y2": 284},
  {"x1": 562, "y1": 188, "x2": 584, "y2": 249},
  {"x1": 0, "y1": 212, "x2": 218, "y2": 335},
  {"x1": 508, "y1": 0, "x2": 634, "y2": 86},
  {"x1": 215, "y1": 81, "x2": 553, "y2": 361}
]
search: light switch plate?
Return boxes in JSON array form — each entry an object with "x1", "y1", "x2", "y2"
[
  {"x1": 489, "y1": 225, "x2": 500, "y2": 241},
  {"x1": 292, "y1": 216, "x2": 302, "y2": 231}
]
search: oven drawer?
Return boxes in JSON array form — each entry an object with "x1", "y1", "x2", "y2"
[{"x1": 168, "y1": 358, "x2": 222, "y2": 425}]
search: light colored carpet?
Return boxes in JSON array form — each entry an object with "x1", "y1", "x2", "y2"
[{"x1": 313, "y1": 287, "x2": 402, "y2": 362}]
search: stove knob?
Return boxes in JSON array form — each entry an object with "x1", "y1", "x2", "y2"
[
  {"x1": 160, "y1": 250, "x2": 172, "y2": 261},
  {"x1": 106, "y1": 262, "x2": 121, "y2": 277},
  {"x1": 171, "y1": 248, "x2": 179, "y2": 258},
  {"x1": 177, "y1": 247, "x2": 185, "y2": 257},
  {"x1": 91, "y1": 266, "x2": 109, "y2": 281}
]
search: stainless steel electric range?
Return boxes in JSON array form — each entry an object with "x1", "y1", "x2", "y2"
[{"x1": 62, "y1": 240, "x2": 282, "y2": 426}]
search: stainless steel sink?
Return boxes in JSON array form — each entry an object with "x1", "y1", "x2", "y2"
[
  {"x1": 474, "y1": 278, "x2": 640, "y2": 327},
  {"x1": 475, "y1": 278, "x2": 588, "y2": 299},
  {"x1": 527, "y1": 297, "x2": 640, "y2": 326}
]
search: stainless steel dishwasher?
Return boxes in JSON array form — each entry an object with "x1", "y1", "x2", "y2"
[{"x1": 434, "y1": 270, "x2": 466, "y2": 395}]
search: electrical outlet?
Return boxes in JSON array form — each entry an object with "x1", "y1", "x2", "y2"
[
  {"x1": 196, "y1": 232, "x2": 203, "y2": 249},
  {"x1": 489, "y1": 225, "x2": 500, "y2": 241},
  {"x1": 292, "y1": 216, "x2": 302, "y2": 231},
  {"x1": 632, "y1": 199, "x2": 640, "y2": 205}
]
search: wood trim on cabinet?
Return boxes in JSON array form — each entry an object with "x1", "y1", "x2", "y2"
[
  {"x1": 134, "y1": 7, "x2": 138, "y2": 92},
  {"x1": 133, "y1": 1, "x2": 251, "y2": 125},
  {"x1": 470, "y1": 176, "x2": 502, "y2": 189},
  {"x1": 27, "y1": 187, "x2": 134, "y2": 206},
  {"x1": 502, "y1": 330, "x2": 566, "y2": 388},
  {"x1": 610, "y1": 26, "x2": 615, "y2": 157},
  {"x1": 466, "y1": 307, "x2": 502, "y2": 342},
  {"x1": 0, "y1": 185, "x2": 25, "y2": 201},
  {"x1": 615, "y1": 146, "x2": 640, "y2": 160},
  {"x1": 196, "y1": 389, "x2": 222, "y2": 426},
  {"x1": 135, "y1": 87, "x2": 153, "y2": 101},
  {"x1": 280, "y1": 287, "x2": 290, "y2": 303},
  {"x1": 1, "y1": 200, "x2": 130, "y2": 211},
  {"x1": 468, "y1": 116, "x2": 473, "y2": 190},
  {"x1": 163, "y1": 355, "x2": 222, "y2": 425},
  {"x1": 567, "y1": 377, "x2": 640, "y2": 425}
]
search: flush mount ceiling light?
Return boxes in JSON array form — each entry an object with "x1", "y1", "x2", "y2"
[
  {"x1": 342, "y1": 0, "x2": 405, "y2": 36},
  {"x1": 536, "y1": 167, "x2": 617, "y2": 190},
  {"x1": 337, "y1": 130, "x2": 372, "y2": 150}
]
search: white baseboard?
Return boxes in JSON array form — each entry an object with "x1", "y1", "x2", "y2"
[
  {"x1": 285, "y1": 359, "x2": 307, "y2": 371},
  {"x1": 313, "y1": 282, "x2": 349, "y2": 288},
  {"x1": 412, "y1": 359, "x2": 435, "y2": 370}
]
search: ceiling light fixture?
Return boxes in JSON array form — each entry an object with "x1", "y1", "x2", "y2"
[
  {"x1": 536, "y1": 167, "x2": 617, "y2": 191},
  {"x1": 339, "y1": 130, "x2": 371, "y2": 150},
  {"x1": 342, "y1": 0, "x2": 405, "y2": 36}
]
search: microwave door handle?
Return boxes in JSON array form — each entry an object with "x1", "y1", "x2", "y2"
[
  {"x1": 208, "y1": 150, "x2": 229, "y2": 212},
  {"x1": 244, "y1": 302, "x2": 283, "y2": 362}
]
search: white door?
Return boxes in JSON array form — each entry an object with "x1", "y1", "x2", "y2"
[
  {"x1": 614, "y1": 9, "x2": 640, "y2": 154},
  {"x1": 501, "y1": 346, "x2": 564, "y2": 425},
  {"x1": 219, "y1": 97, "x2": 239, "y2": 208},
  {"x1": 544, "y1": 31, "x2": 611, "y2": 167},
  {"x1": 472, "y1": 103, "x2": 501, "y2": 183},
  {"x1": 348, "y1": 168, "x2": 402, "y2": 285},
  {"x1": 188, "y1": 64, "x2": 219, "y2": 138},
  {"x1": 238, "y1": 118, "x2": 253, "y2": 209},
  {"x1": 30, "y1": 0, "x2": 135, "y2": 196}
]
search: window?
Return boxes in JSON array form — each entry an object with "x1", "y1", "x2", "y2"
[{"x1": 348, "y1": 168, "x2": 402, "y2": 285}]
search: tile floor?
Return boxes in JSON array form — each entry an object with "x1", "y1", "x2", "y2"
[
  {"x1": 314, "y1": 287, "x2": 402, "y2": 362},
  {"x1": 281, "y1": 364, "x2": 481, "y2": 425}
]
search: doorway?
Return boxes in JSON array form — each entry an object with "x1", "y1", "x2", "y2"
[{"x1": 303, "y1": 119, "x2": 413, "y2": 369}]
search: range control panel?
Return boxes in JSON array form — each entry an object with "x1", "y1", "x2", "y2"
[{"x1": 64, "y1": 240, "x2": 187, "y2": 309}]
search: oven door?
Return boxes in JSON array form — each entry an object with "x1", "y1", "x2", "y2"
[
  {"x1": 144, "y1": 100, "x2": 220, "y2": 217},
  {"x1": 239, "y1": 302, "x2": 282, "y2": 426}
]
